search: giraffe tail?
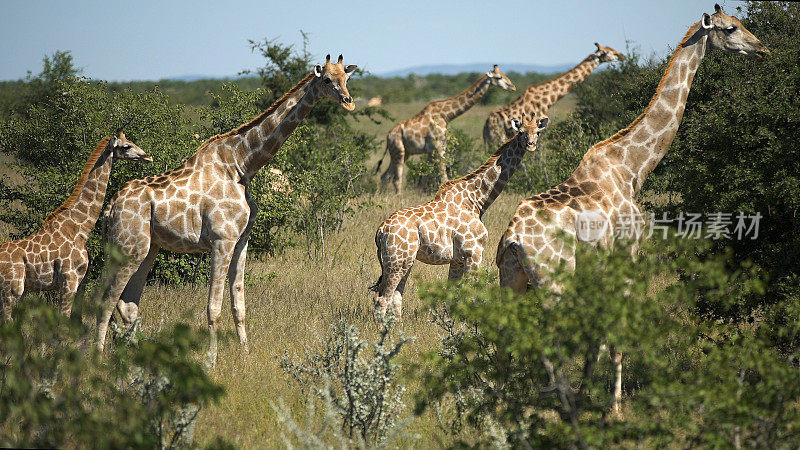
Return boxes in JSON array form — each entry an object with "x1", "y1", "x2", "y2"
[
  {"x1": 374, "y1": 138, "x2": 390, "y2": 174},
  {"x1": 506, "y1": 241, "x2": 540, "y2": 288},
  {"x1": 368, "y1": 230, "x2": 383, "y2": 293}
]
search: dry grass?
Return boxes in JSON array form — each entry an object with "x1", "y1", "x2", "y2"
[{"x1": 133, "y1": 191, "x2": 524, "y2": 447}]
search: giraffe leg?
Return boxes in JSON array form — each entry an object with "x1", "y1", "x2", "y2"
[
  {"x1": 391, "y1": 266, "x2": 413, "y2": 319},
  {"x1": 228, "y1": 236, "x2": 250, "y2": 353},
  {"x1": 206, "y1": 240, "x2": 236, "y2": 367},
  {"x1": 1, "y1": 261, "x2": 25, "y2": 320},
  {"x1": 447, "y1": 260, "x2": 465, "y2": 280},
  {"x1": 381, "y1": 131, "x2": 405, "y2": 195},
  {"x1": 116, "y1": 245, "x2": 160, "y2": 326},
  {"x1": 610, "y1": 346, "x2": 623, "y2": 418},
  {"x1": 97, "y1": 252, "x2": 147, "y2": 351},
  {"x1": 57, "y1": 270, "x2": 80, "y2": 318}
]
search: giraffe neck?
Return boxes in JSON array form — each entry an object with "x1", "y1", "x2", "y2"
[
  {"x1": 440, "y1": 136, "x2": 527, "y2": 216},
  {"x1": 520, "y1": 56, "x2": 600, "y2": 114},
  {"x1": 219, "y1": 73, "x2": 322, "y2": 178},
  {"x1": 575, "y1": 23, "x2": 707, "y2": 197},
  {"x1": 439, "y1": 74, "x2": 491, "y2": 122},
  {"x1": 42, "y1": 138, "x2": 114, "y2": 241}
]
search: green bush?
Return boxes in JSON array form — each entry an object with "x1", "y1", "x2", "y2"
[
  {"x1": 0, "y1": 294, "x2": 224, "y2": 448},
  {"x1": 405, "y1": 127, "x2": 484, "y2": 194},
  {"x1": 415, "y1": 235, "x2": 800, "y2": 447}
]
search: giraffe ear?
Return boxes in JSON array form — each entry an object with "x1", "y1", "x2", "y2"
[
  {"x1": 511, "y1": 119, "x2": 521, "y2": 132},
  {"x1": 110, "y1": 136, "x2": 118, "y2": 147},
  {"x1": 344, "y1": 64, "x2": 358, "y2": 75},
  {"x1": 537, "y1": 117, "x2": 550, "y2": 129},
  {"x1": 314, "y1": 64, "x2": 324, "y2": 77},
  {"x1": 701, "y1": 13, "x2": 713, "y2": 29}
]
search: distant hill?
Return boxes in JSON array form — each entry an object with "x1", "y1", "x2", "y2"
[{"x1": 376, "y1": 62, "x2": 575, "y2": 78}]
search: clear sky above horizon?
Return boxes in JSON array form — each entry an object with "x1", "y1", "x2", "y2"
[{"x1": 0, "y1": 0, "x2": 747, "y2": 81}]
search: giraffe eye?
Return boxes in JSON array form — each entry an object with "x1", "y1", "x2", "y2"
[
  {"x1": 324, "y1": 78, "x2": 332, "y2": 84},
  {"x1": 725, "y1": 26, "x2": 737, "y2": 33}
]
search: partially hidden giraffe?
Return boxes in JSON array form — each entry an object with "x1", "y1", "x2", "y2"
[
  {"x1": 495, "y1": 5, "x2": 769, "y2": 416},
  {"x1": 483, "y1": 43, "x2": 625, "y2": 147},
  {"x1": 378, "y1": 65, "x2": 516, "y2": 195},
  {"x1": 371, "y1": 114, "x2": 549, "y2": 317},
  {"x1": 0, "y1": 132, "x2": 152, "y2": 319},
  {"x1": 97, "y1": 55, "x2": 357, "y2": 364}
]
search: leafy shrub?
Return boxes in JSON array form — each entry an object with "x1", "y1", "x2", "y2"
[
  {"x1": 0, "y1": 293, "x2": 224, "y2": 448},
  {"x1": 405, "y1": 127, "x2": 484, "y2": 194},
  {"x1": 277, "y1": 315, "x2": 415, "y2": 447},
  {"x1": 0, "y1": 53, "x2": 204, "y2": 284},
  {"x1": 414, "y1": 236, "x2": 800, "y2": 448}
]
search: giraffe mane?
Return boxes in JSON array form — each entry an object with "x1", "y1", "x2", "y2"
[
  {"x1": 200, "y1": 72, "x2": 317, "y2": 147},
  {"x1": 41, "y1": 137, "x2": 111, "y2": 227},
  {"x1": 584, "y1": 22, "x2": 702, "y2": 153},
  {"x1": 433, "y1": 136, "x2": 516, "y2": 199}
]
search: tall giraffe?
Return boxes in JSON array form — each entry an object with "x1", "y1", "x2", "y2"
[
  {"x1": 371, "y1": 114, "x2": 549, "y2": 317},
  {"x1": 0, "y1": 132, "x2": 151, "y2": 319},
  {"x1": 378, "y1": 66, "x2": 516, "y2": 194},
  {"x1": 97, "y1": 55, "x2": 357, "y2": 364},
  {"x1": 483, "y1": 43, "x2": 625, "y2": 147},
  {"x1": 495, "y1": 5, "x2": 769, "y2": 415}
]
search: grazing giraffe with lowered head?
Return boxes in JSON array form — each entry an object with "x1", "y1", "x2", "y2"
[
  {"x1": 483, "y1": 43, "x2": 625, "y2": 147},
  {"x1": 378, "y1": 65, "x2": 516, "y2": 194},
  {"x1": 495, "y1": 5, "x2": 769, "y2": 416},
  {"x1": 98, "y1": 55, "x2": 357, "y2": 365},
  {"x1": 0, "y1": 132, "x2": 151, "y2": 319},
  {"x1": 371, "y1": 114, "x2": 549, "y2": 317}
]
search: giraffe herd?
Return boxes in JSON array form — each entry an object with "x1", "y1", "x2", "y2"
[{"x1": 0, "y1": 5, "x2": 771, "y2": 415}]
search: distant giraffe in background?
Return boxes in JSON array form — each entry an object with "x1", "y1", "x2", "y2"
[
  {"x1": 496, "y1": 5, "x2": 769, "y2": 415},
  {"x1": 371, "y1": 114, "x2": 549, "y2": 317},
  {"x1": 0, "y1": 132, "x2": 151, "y2": 319},
  {"x1": 97, "y1": 55, "x2": 358, "y2": 366},
  {"x1": 378, "y1": 65, "x2": 516, "y2": 194},
  {"x1": 483, "y1": 44, "x2": 625, "y2": 146}
]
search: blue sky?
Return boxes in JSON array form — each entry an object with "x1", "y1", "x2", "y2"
[{"x1": 0, "y1": 1, "x2": 745, "y2": 81}]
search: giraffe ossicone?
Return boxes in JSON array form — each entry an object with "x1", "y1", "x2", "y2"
[
  {"x1": 0, "y1": 132, "x2": 151, "y2": 319},
  {"x1": 496, "y1": 4, "x2": 768, "y2": 416},
  {"x1": 483, "y1": 43, "x2": 625, "y2": 147},
  {"x1": 371, "y1": 113, "x2": 549, "y2": 318},
  {"x1": 97, "y1": 55, "x2": 358, "y2": 366},
  {"x1": 378, "y1": 65, "x2": 517, "y2": 195}
]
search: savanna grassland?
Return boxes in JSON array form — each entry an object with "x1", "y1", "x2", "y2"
[{"x1": 2, "y1": 3, "x2": 799, "y2": 448}]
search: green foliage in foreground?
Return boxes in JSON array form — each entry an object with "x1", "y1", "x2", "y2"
[
  {"x1": 0, "y1": 296, "x2": 224, "y2": 448},
  {"x1": 416, "y1": 237, "x2": 800, "y2": 448}
]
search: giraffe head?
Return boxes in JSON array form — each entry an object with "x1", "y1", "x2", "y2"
[
  {"x1": 702, "y1": 4, "x2": 769, "y2": 60},
  {"x1": 593, "y1": 43, "x2": 626, "y2": 63},
  {"x1": 314, "y1": 54, "x2": 357, "y2": 111},
  {"x1": 486, "y1": 65, "x2": 516, "y2": 91},
  {"x1": 110, "y1": 131, "x2": 152, "y2": 162},
  {"x1": 510, "y1": 114, "x2": 549, "y2": 151}
]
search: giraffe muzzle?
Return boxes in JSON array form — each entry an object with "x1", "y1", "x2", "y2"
[{"x1": 340, "y1": 96, "x2": 355, "y2": 111}]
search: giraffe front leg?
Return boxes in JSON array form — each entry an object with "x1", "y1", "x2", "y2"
[
  {"x1": 206, "y1": 240, "x2": 236, "y2": 368},
  {"x1": 58, "y1": 271, "x2": 81, "y2": 318},
  {"x1": 228, "y1": 236, "x2": 250, "y2": 353}
]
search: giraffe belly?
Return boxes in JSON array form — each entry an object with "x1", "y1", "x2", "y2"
[{"x1": 24, "y1": 260, "x2": 56, "y2": 291}]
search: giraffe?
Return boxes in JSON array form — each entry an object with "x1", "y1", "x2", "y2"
[
  {"x1": 377, "y1": 65, "x2": 516, "y2": 194},
  {"x1": 371, "y1": 114, "x2": 549, "y2": 317},
  {"x1": 97, "y1": 55, "x2": 357, "y2": 364},
  {"x1": 483, "y1": 43, "x2": 625, "y2": 147},
  {"x1": 495, "y1": 5, "x2": 769, "y2": 416},
  {"x1": 0, "y1": 132, "x2": 151, "y2": 319}
]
